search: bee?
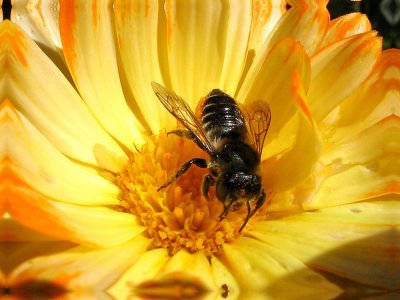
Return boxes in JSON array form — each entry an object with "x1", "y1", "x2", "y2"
[{"x1": 152, "y1": 82, "x2": 271, "y2": 232}]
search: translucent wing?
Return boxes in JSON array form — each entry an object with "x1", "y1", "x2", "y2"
[
  {"x1": 151, "y1": 82, "x2": 215, "y2": 154},
  {"x1": 241, "y1": 100, "x2": 271, "y2": 157}
]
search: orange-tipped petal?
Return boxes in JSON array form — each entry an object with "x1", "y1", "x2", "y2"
[
  {"x1": 338, "y1": 49, "x2": 400, "y2": 127},
  {"x1": 0, "y1": 217, "x2": 64, "y2": 242},
  {"x1": 59, "y1": 0, "x2": 146, "y2": 150},
  {"x1": 0, "y1": 21, "x2": 125, "y2": 167},
  {"x1": 248, "y1": 0, "x2": 287, "y2": 53},
  {"x1": 9, "y1": 238, "x2": 150, "y2": 292},
  {"x1": 267, "y1": 0, "x2": 329, "y2": 56},
  {"x1": 321, "y1": 13, "x2": 372, "y2": 47},
  {"x1": 308, "y1": 32, "x2": 382, "y2": 122},
  {"x1": 238, "y1": 38, "x2": 311, "y2": 141},
  {"x1": 262, "y1": 71, "x2": 321, "y2": 193},
  {"x1": 8, "y1": 184, "x2": 143, "y2": 248},
  {"x1": 4, "y1": 102, "x2": 122, "y2": 205}
]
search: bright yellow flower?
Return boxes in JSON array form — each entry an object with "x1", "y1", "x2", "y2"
[{"x1": 1, "y1": 0, "x2": 397, "y2": 298}]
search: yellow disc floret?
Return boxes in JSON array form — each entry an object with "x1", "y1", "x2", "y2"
[{"x1": 114, "y1": 133, "x2": 260, "y2": 256}]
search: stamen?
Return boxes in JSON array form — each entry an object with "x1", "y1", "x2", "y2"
[{"x1": 114, "y1": 133, "x2": 259, "y2": 256}]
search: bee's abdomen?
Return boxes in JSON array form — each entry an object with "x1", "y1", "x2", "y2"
[{"x1": 201, "y1": 89, "x2": 246, "y2": 140}]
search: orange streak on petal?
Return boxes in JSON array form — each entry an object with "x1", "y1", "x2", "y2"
[
  {"x1": 0, "y1": 21, "x2": 28, "y2": 67},
  {"x1": 350, "y1": 32, "x2": 381, "y2": 60},
  {"x1": 92, "y1": 0, "x2": 98, "y2": 29},
  {"x1": 0, "y1": 99, "x2": 19, "y2": 124},
  {"x1": 376, "y1": 49, "x2": 400, "y2": 79},
  {"x1": 0, "y1": 100, "x2": 22, "y2": 217},
  {"x1": 291, "y1": 71, "x2": 313, "y2": 125},
  {"x1": 7, "y1": 185, "x2": 76, "y2": 242},
  {"x1": 331, "y1": 13, "x2": 370, "y2": 37},
  {"x1": 145, "y1": 0, "x2": 150, "y2": 17},
  {"x1": 374, "y1": 114, "x2": 400, "y2": 125},
  {"x1": 59, "y1": 0, "x2": 77, "y2": 79},
  {"x1": 251, "y1": 0, "x2": 273, "y2": 32},
  {"x1": 364, "y1": 181, "x2": 400, "y2": 198},
  {"x1": 53, "y1": 273, "x2": 80, "y2": 289}
]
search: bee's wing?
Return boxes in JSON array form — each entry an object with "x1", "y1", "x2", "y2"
[
  {"x1": 151, "y1": 82, "x2": 216, "y2": 154},
  {"x1": 241, "y1": 100, "x2": 271, "y2": 157}
]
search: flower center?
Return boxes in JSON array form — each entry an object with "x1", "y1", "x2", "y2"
[{"x1": 114, "y1": 133, "x2": 256, "y2": 256}]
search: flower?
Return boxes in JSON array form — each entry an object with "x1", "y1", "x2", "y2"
[{"x1": 1, "y1": 0, "x2": 397, "y2": 298}]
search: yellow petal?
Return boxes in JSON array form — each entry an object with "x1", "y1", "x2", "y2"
[
  {"x1": 248, "y1": 0, "x2": 286, "y2": 53},
  {"x1": 0, "y1": 217, "x2": 62, "y2": 242},
  {"x1": 108, "y1": 248, "x2": 170, "y2": 299},
  {"x1": 210, "y1": 256, "x2": 240, "y2": 299},
  {"x1": 338, "y1": 49, "x2": 400, "y2": 127},
  {"x1": 0, "y1": 21, "x2": 125, "y2": 166},
  {"x1": 251, "y1": 201, "x2": 399, "y2": 289},
  {"x1": 115, "y1": 1, "x2": 253, "y2": 133},
  {"x1": 165, "y1": 0, "x2": 247, "y2": 102},
  {"x1": 8, "y1": 185, "x2": 143, "y2": 248},
  {"x1": 221, "y1": 237, "x2": 341, "y2": 296},
  {"x1": 1, "y1": 239, "x2": 74, "y2": 274},
  {"x1": 11, "y1": 0, "x2": 62, "y2": 51},
  {"x1": 217, "y1": 1, "x2": 252, "y2": 94},
  {"x1": 112, "y1": 250, "x2": 215, "y2": 299},
  {"x1": 0, "y1": 100, "x2": 13, "y2": 218},
  {"x1": 307, "y1": 32, "x2": 382, "y2": 122},
  {"x1": 321, "y1": 13, "x2": 372, "y2": 47},
  {"x1": 108, "y1": 248, "x2": 169, "y2": 299},
  {"x1": 322, "y1": 116, "x2": 399, "y2": 176},
  {"x1": 310, "y1": 168, "x2": 396, "y2": 209},
  {"x1": 308, "y1": 117, "x2": 399, "y2": 208},
  {"x1": 262, "y1": 71, "x2": 321, "y2": 192},
  {"x1": 110, "y1": 250, "x2": 240, "y2": 299},
  {"x1": 5, "y1": 102, "x2": 121, "y2": 205},
  {"x1": 59, "y1": 0, "x2": 146, "y2": 149},
  {"x1": 114, "y1": 0, "x2": 170, "y2": 133},
  {"x1": 158, "y1": 250, "x2": 216, "y2": 290},
  {"x1": 267, "y1": 0, "x2": 329, "y2": 56},
  {"x1": 9, "y1": 238, "x2": 150, "y2": 291},
  {"x1": 238, "y1": 38, "x2": 311, "y2": 139}
]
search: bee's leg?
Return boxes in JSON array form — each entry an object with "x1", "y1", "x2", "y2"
[
  {"x1": 158, "y1": 158, "x2": 208, "y2": 191},
  {"x1": 201, "y1": 175, "x2": 215, "y2": 200},
  {"x1": 168, "y1": 129, "x2": 191, "y2": 138},
  {"x1": 219, "y1": 198, "x2": 234, "y2": 221},
  {"x1": 239, "y1": 190, "x2": 266, "y2": 232},
  {"x1": 252, "y1": 189, "x2": 266, "y2": 217},
  {"x1": 239, "y1": 199, "x2": 252, "y2": 232},
  {"x1": 168, "y1": 129, "x2": 208, "y2": 151}
]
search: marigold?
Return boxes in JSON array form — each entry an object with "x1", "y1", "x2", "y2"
[{"x1": 1, "y1": 0, "x2": 398, "y2": 298}]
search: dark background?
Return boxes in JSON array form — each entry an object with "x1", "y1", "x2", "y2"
[
  {"x1": 1, "y1": 0, "x2": 399, "y2": 49},
  {"x1": 2, "y1": 0, "x2": 10, "y2": 20}
]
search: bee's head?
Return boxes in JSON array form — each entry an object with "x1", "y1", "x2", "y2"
[{"x1": 216, "y1": 172, "x2": 262, "y2": 205}]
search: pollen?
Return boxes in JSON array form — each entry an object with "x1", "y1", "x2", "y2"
[{"x1": 114, "y1": 133, "x2": 248, "y2": 256}]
